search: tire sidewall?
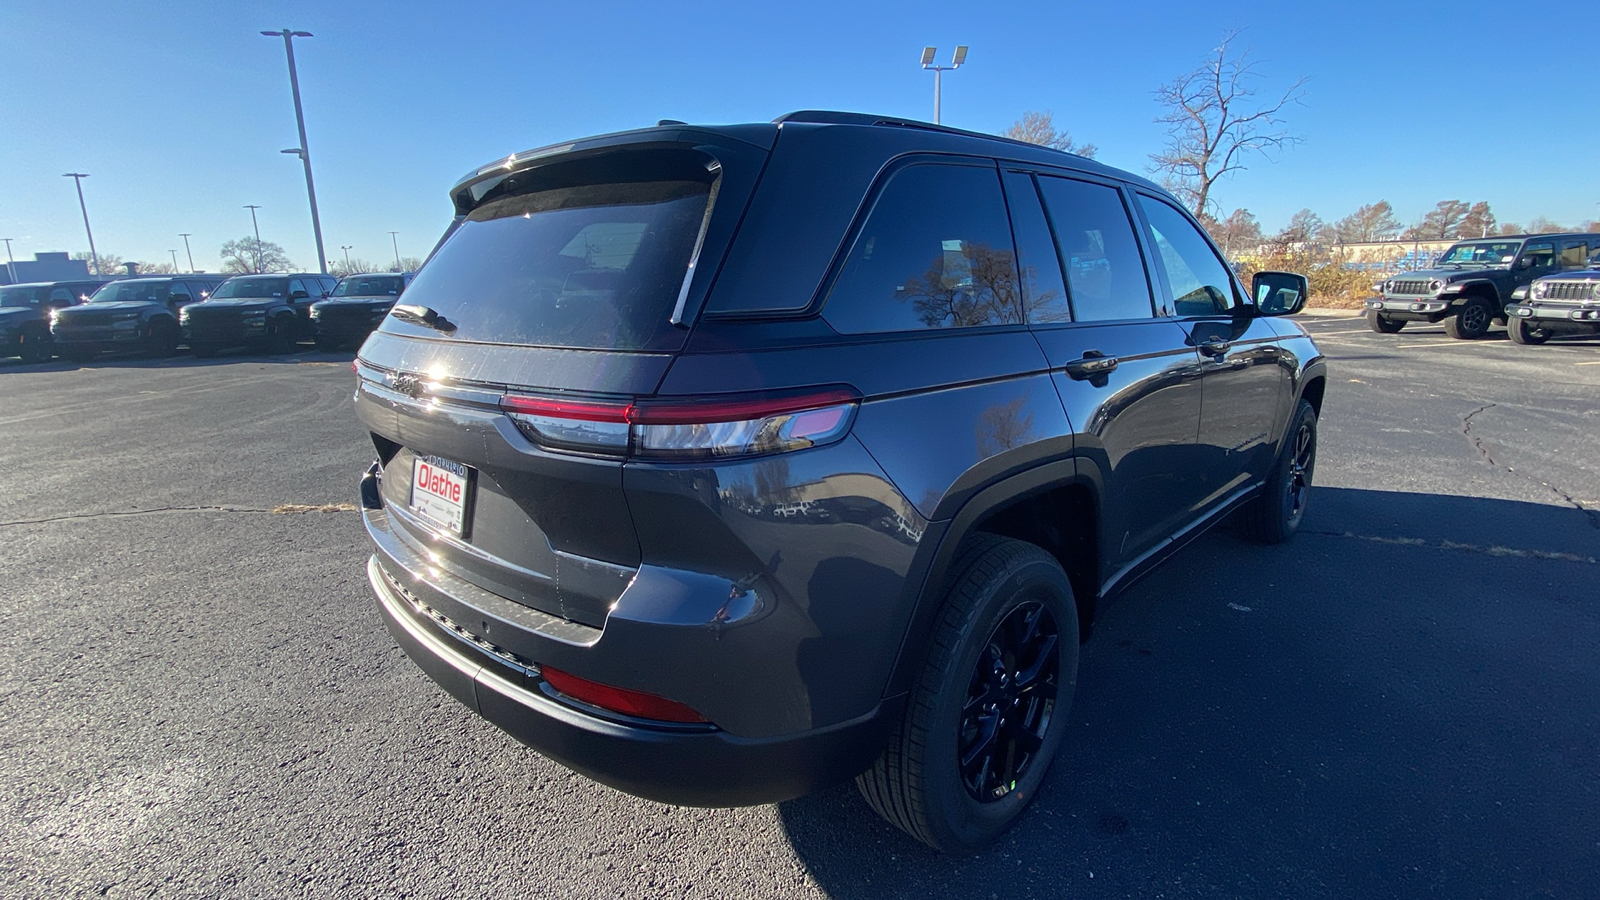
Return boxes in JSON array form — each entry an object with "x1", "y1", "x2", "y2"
[
  {"x1": 918, "y1": 555, "x2": 1079, "y2": 852},
  {"x1": 1275, "y1": 402, "x2": 1318, "y2": 535}
]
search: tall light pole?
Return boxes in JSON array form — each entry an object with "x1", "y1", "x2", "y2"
[
  {"x1": 919, "y1": 45, "x2": 968, "y2": 125},
  {"x1": 2, "y1": 238, "x2": 15, "y2": 284},
  {"x1": 340, "y1": 245, "x2": 353, "y2": 271},
  {"x1": 244, "y1": 205, "x2": 264, "y2": 273},
  {"x1": 388, "y1": 231, "x2": 401, "y2": 271},
  {"x1": 169, "y1": 250, "x2": 180, "y2": 272},
  {"x1": 63, "y1": 173, "x2": 101, "y2": 276},
  {"x1": 179, "y1": 233, "x2": 195, "y2": 273},
  {"x1": 263, "y1": 28, "x2": 327, "y2": 275}
]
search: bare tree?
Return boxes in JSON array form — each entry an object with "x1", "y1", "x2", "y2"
[
  {"x1": 331, "y1": 257, "x2": 381, "y2": 277},
  {"x1": 1208, "y1": 208, "x2": 1262, "y2": 256},
  {"x1": 1003, "y1": 111, "x2": 1097, "y2": 158},
  {"x1": 1459, "y1": 201, "x2": 1496, "y2": 239},
  {"x1": 393, "y1": 256, "x2": 426, "y2": 273},
  {"x1": 220, "y1": 236, "x2": 294, "y2": 274},
  {"x1": 1149, "y1": 30, "x2": 1306, "y2": 216},
  {"x1": 1331, "y1": 201, "x2": 1402, "y2": 243},
  {"x1": 1272, "y1": 208, "x2": 1325, "y2": 248},
  {"x1": 1526, "y1": 216, "x2": 1565, "y2": 234},
  {"x1": 1403, "y1": 201, "x2": 1470, "y2": 240},
  {"x1": 71, "y1": 251, "x2": 125, "y2": 276}
]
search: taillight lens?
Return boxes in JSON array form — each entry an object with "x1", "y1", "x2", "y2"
[
  {"x1": 540, "y1": 665, "x2": 709, "y2": 724},
  {"x1": 499, "y1": 387, "x2": 859, "y2": 460}
]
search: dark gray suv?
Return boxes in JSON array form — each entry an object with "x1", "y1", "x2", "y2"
[{"x1": 354, "y1": 111, "x2": 1326, "y2": 853}]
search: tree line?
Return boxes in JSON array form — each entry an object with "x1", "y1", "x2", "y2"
[{"x1": 73, "y1": 239, "x2": 423, "y2": 279}]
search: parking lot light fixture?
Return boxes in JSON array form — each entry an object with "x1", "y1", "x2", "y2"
[
  {"x1": 244, "y1": 205, "x2": 263, "y2": 273},
  {"x1": 2, "y1": 237, "x2": 15, "y2": 283},
  {"x1": 263, "y1": 28, "x2": 328, "y2": 275},
  {"x1": 920, "y1": 46, "x2": 968, "y2": 124},
  {"x1": 170, "y1": 250, "x2": 180, "y2": 272},
  {"x1": 341, "y1": 245, "x2": 353, "y2": 270},
  {"x1": 63, "y1": 173, "x2": 101, "y2": 276},
  {"x1": 389, "y1": 232, "x2": 401, "y2": 270},
  {"x1": 179, "y1": 233, "x2": 195, "y2": 272}
]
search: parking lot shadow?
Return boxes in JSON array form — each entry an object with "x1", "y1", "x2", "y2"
[{"x1": 779, "y1": 486, "x2": 1598, "y2": 898}]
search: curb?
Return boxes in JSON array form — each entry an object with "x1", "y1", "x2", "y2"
[{"x1": 1294, "y1": 307, "x2": 1363, "y2": 318}]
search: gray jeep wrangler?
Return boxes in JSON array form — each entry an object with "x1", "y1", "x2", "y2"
[{"x1": 1365, "y1": 233, "x2": 1600, "y2": 339}]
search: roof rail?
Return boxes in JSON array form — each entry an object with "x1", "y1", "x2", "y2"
[{"x1": 771, "y1": 110, "x2": 1087, "y2": 157}]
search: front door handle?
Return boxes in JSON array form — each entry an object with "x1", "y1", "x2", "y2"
[
  {"x1": 1198, "y1": 339, "x2": 1231, "y2": 358},
  {"x1": 1063, "y1": 351, "x2": 1119, "y2": 381}
]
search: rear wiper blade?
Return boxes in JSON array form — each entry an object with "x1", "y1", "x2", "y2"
[{"x1": 390, "y1": 303, "x2": 456, "y2": 333}]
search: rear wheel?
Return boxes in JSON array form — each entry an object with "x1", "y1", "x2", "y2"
[
  {"x1": 189, "y1": 342, "x2": 221, "y2": 358},
  {"x1": 266, "y1": 320, "x2": 295, "y2": 354},
  {"x1": 1443, "y1": 298, "x2": 1493, "y2": 339},
  {"x1": 313, "y1": 336, "x2": 342, "y2": 353},
  {"x1": 857, "y1": 535, "x2": 1078, "y2": 854},
  {"x1": 1507, "y1": 317, "x2": 1549, "y2": 345},
  {"x1": 148, "y1": 321, "x2": 181, "y2": 357},
  {"x1": 1366, "y1": 310, "x2": 1404, "y2": 334},
  {"x1": 62, "y1": 345, "x2": 95, "y2": 363},
  {"x1": 1238, "y1": 399, "x2": 1318, "y2": 544}
]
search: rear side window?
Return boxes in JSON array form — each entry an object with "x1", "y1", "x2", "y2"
[
  {"x1": 822, "y1": 163, "x2": 1022, "y2": 334},
  {"x1": 1001, "y1": 171, "x2": 1071, "y2": 324},
  {"x1": 1558, "y1": 241, "x2": 1588, "y2": 269},
  {"x1": 1136, "y1": 195, "x2": 1240, "y2": 317},
  {"x1": 391, "y1": 180, "x2": 711, "y2": 351},
  {"x1": 1036, "y1": 177, "x2": 1154, "y2": 321}
]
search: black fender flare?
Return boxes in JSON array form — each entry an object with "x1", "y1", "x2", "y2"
[{"x1": 881, "y1": 455, "x2": 1104, "y2": 698}]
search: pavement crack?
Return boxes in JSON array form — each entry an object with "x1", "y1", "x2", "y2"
[
  {"x1": 0, "y1": 503, "x2": 357, "y2": 528},
  {"x1": 1461, "y1": 402, "x2": 1600, "y2": 530},
  {"x1": 1305, "y1": 530, "x2": 1597, "y2": 565}
]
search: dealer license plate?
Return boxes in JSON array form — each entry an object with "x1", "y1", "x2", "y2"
[{"x1": 409, "y1": 455, "x2": 473, "y2": 537}]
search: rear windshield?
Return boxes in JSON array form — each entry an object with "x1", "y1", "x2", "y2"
[
  {"x1": 388, "y1": 180, "x2": 711, "y2": 351},
  {"x1": 87, "y1": 280, "x2": 172, "y2": 303},
  {"x1": 332, "y1": 275, "x2": 406, "y2": 297},
  {"x1": 211, "y1": 278, "x2": 288, "y2": 299},
  {"x1": 0, "y1": 286, "x2": 44, "y2": 307}
]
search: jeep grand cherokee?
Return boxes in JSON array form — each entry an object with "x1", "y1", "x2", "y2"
[{"x1": 353, "y1": 111, "x2": 1326, "y2": 853}]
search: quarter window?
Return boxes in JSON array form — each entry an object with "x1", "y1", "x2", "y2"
[
  {"x1": 1136, "y1": 195, "x2": 1240, "y2": 317},
  {"x1": 823, "y1": 164, "x2": 1023, "y2": 334},
  {"x1": 1557, "y1": 241, "x2": 1586, "y2": 270},
  {"x1": 1036, "y1": 176, "x2": 1154, "y2": 321},
  {"x1": 1520, "y1": 242, "x2": 1555, "y2": 270},
  {"x1": 1001, "y1": 171, "x2": 1071, "y2": 324}
]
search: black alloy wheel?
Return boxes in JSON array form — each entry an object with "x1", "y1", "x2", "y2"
[
  {"x1": 1444, "y1": 298, "x2": 1493, "y2": 339},
  {"x1": 1238, "y1": 399, "x2": 1318, "y2": 544},
  {"x1": 959, "y1": 601, "x2": 1060, "y2": 802},
  {"x1": 857, "y1": 535, "x2": 1079, "y2": 854}
]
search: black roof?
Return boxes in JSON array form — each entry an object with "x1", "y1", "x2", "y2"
[{"x1": 217, "y1": 272, "x2": 331, "y2": 279}]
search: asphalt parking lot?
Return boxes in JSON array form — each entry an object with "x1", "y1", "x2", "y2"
[{"x1": 1, "y1": 319, "x2": 1596, "y2": 899}]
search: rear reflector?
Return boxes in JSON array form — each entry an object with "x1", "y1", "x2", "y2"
[
  {"x1": 499, "y1": 387, "x2": 860, "y2": 460},
  {"x1": 540, "y1": 666, "x2": 709, "y2": 724}
]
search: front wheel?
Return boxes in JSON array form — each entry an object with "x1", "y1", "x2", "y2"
[
  {"x1": 18, "y1": 331, "x2": 51, "y2": 363},
  {"x1": 857, "y1": 535, "x2": 1079, "y2": 854},
  {"x1": 189, "y1": 342, "x2": 221, "y2": 358},
  {"x1": 1366, "y1": 310, "x2": 1404, "y2": 334},
  {"x1": 1237, "y1": 399, "x2": 1318, "y2": 544},
  {"x1": 1443, "y1": 298, "x2": 1494, "y2": 339},
  {"x1": 1507, "y1": 317, "x2": 1549, "y2": 345},
  {"x1": 148, "y1": 322, "x2": 181, "y2": 357}
]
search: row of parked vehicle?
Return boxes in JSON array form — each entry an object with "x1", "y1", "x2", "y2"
[
  {"x1": 1364, "y1": 231, "x2": 1600, "y2": 344},
  {"x1": 0, "y1": 270, "x2": 413, "y2": 363}
]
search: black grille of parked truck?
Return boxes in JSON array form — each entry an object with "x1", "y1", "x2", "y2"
[
  {"x1": 352, "y1": 111, "x2": 1326, "y2": 853},
  {"x1": 50, "y1": 276, "x2": 224, "y2": 361},
  {"x1": 309, "y1": 272, "x2": 412, "y2": 350}
]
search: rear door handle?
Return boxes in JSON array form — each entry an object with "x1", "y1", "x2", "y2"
[
  {"x1": 1198, "y1": 339, "x2": 1231, "y2": 358},
  {"x1": 1063, "y1": 352, "x2": 1119, "y2": 381}
]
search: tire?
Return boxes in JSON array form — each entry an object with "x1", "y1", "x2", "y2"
[
  {"x1": 17, "y1": 330, "x2": 51, "y2": 363},
  {"x1": 313, "y1": 336, "x2": 341, "y2": 353},
  {"x1": 190, "y1": 342, "x2": 220, "y2": 358},
  {"x1": 1366, "y1": 310, "x2": 1404, "y2": 334},
  {"x1": 1238, "y1": 399, "x2": 1318, "y2": 544},
  {"x1": 1443, "y1": 298, "x2": 1493, "y2": 340},
  {"x1": 266, "y1": 321, "x2": 294, "y2": 354},
  {"x1": 1507, "y1": 317, "x2": 1549, "y2": 345},
  {"x1": 857, "y1": 535, "x2": 1079, "y2": 854},
  {"x1": 62, "y1": 346, "x2": 95, "y2": 363},
  {"x1": 148, "y1": 321, "x2": 181, "y2": 357}
]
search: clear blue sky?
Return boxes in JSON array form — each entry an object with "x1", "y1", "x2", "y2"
[{"x1": 3, "y1": 0, "x2": 1596, "y2": 273}]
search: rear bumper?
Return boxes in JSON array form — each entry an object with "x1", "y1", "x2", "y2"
[{"x1": 370, "y1": 552, "x2": 898, "y2": 806}]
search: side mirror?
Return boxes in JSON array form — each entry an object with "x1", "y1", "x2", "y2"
[{"x1": 1252, "y1": 271, "x2": 1309, "y2": 316}]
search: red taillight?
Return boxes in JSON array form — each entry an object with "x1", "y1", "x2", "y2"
[
  {"x1": 540, "y1": 666, "x2": 709, "y2": 724},
  {"x1": 498, "y1": 387, "x2": 861, "y2": 460}
]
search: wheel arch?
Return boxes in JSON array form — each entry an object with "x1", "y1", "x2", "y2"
[{"x1": 883, "y1": 458, "x2": 1103, "y2": 699}]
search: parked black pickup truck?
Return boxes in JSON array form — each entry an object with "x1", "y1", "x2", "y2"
[
  {"x1": 51, "y1": 276, "x2": 225, "y2": 361},
  {"x1": 0, "y1": 279, "x2": 106, "y2": 362},
  {"x1": 1365, "y1": 233, "x2": 1600, "y2": 339},
  {"x1": 180, "y1": 273, "x2": 337, "y2": 356},
  {"x1": 309, "y1": 272, "x2": 412, "y2": 350},
  {"x1": 1504, "y1": 248, "x2": 1600, "y2": 344}
]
